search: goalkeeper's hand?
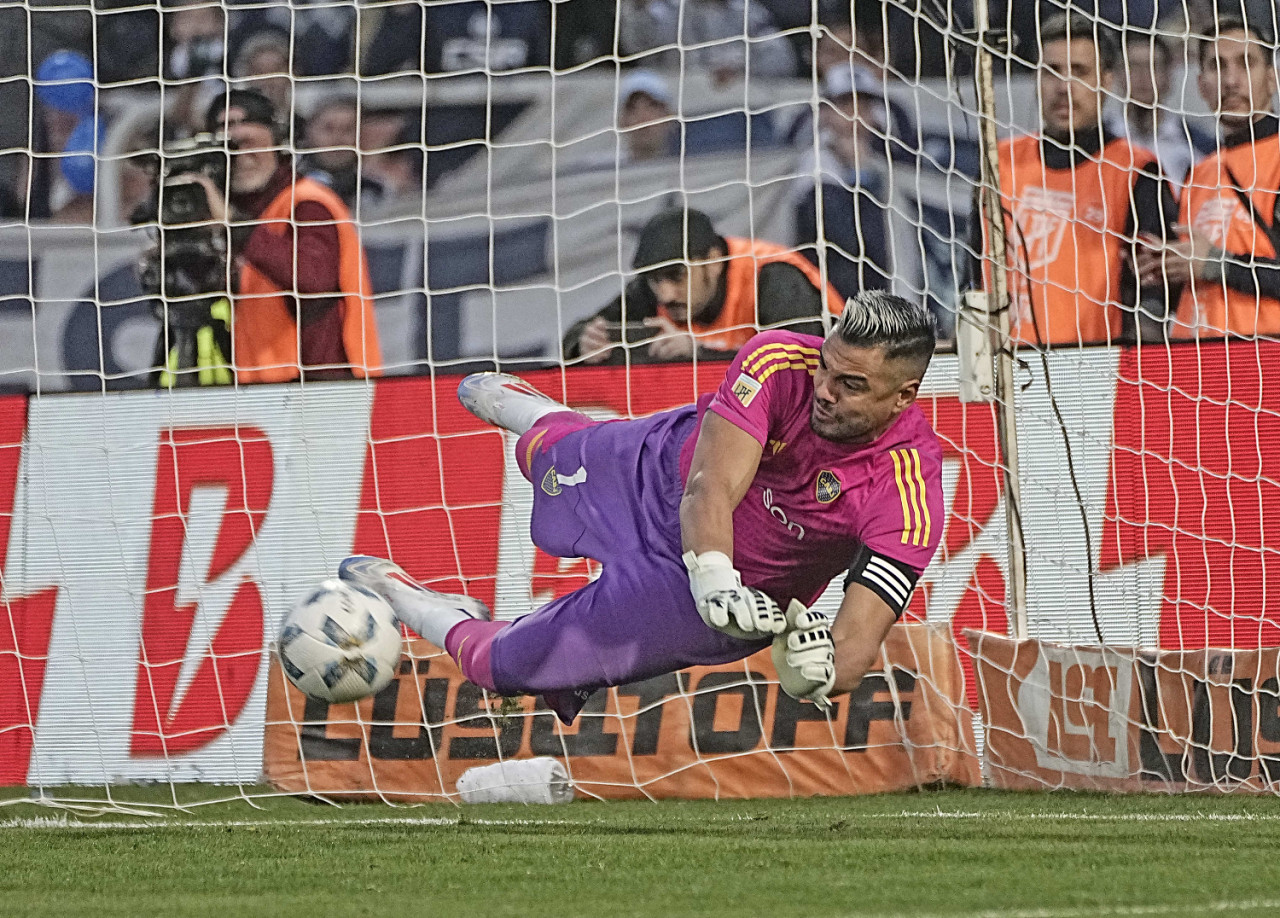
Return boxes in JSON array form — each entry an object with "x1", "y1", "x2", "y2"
[
  {"x1": 771, "y1": 600, "x2": 836, "y2": 710},
  {"x1": 683, "y1": 550, "x2": 787, "y2": 640}
]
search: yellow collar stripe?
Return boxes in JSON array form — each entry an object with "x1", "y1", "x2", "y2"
[{"x1": 742, "y1": 342, "x2": 821, "y2": 376}]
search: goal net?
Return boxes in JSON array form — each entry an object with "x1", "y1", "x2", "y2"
[{"x1": 2, "y1": 0, "x2": 1280, "y2": 810}]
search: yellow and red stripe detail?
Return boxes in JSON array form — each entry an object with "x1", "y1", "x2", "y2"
[
  {"x1": 891, "y1": 448, "x2": 932, "y2": 546},
  {"x1": 740, "y1": 342, "x2": 820, "y2": 382}
]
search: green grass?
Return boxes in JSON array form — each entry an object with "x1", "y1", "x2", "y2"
[{"x1": 2, "y1": 787, "x2": 1279, "y2": 917}]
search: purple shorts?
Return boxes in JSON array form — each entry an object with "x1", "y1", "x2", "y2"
[{"x1": 489, "y1": 408, "x2": 767, "y2": 719}]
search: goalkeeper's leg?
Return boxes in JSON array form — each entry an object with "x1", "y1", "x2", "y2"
[
  {"x1": 457, "y1": 372, "x2": 580, "y2": 435},
  {"x1": 337, "y1": 555, "x2": 491, "y2": 648},
  {"x1": 446, "y1": 557, "x2": 767, "y2": 724}
]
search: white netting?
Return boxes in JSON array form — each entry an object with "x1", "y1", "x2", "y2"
[{"x1": 3, "y1": 1, "x2": 1280, "y2": 807}]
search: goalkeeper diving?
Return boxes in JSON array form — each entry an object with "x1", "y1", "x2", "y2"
[{"x1": 340, "y1": 290, "x2": 943, "y2": 722}]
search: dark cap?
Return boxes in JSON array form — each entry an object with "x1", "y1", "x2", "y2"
[
  {"x1": 204, "y1": 88, "x2": 278, "y2": 134},
  {"x1": 632, "y1": 207, "x2": 722, "y2": 272}
]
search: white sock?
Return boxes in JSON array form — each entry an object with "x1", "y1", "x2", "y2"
[
  {"x1": 501, "y1": 394, "x2": 566, "y2": 435},
  {"x1": 387, "y1": 596, "x2": 472, "y2": 649}
]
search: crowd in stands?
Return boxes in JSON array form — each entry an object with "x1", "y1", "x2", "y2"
[{"x1": 2, "y1": 0, "x2": 1280, "y2": 378}]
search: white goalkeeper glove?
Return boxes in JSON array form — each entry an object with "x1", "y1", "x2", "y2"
[
  {"x1": 771, "y1": 600, "x2": 836, "y2": 711},
  {"x1": 683, "y1": 550, "x2": 787, "y2": 640}
]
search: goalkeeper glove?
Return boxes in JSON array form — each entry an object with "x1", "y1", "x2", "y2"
[
  {"x1": 683, "y1": 550, "x2": 787, "y2": 640},
  {"x1": 771, "y1": 600, "x2": 836, "y2": 710}
]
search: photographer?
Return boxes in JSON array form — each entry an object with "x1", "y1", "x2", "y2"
[
  {"x1": 193, "y1": 89, "x2": 382, "y2": 383},
  {"x1": 564, "y1": 207, "x2": 844, "y2": 365}
]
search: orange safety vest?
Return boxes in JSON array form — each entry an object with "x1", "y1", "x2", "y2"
[
  {"x1": 235, "y1": 177, "x2": 382, "y2": 382},
  {"x1": 1173, "y1": 131, "x2": 1280, "y2": 338},
  {"x1": 991, "y1": 135, "x2": 1156, "y2": 345},
  {"x1": 658, "y1": 236, "x2": 846, "y2": 351}
]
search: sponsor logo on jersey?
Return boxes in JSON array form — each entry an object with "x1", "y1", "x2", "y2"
[
  {"x1": 891, "y1": 448, "x2": 932, "y2": 546},
  {"x1": 732, "y1": 373, "x2": 763, "y2": 407},
  {"x1": 1012, "y1": 186, "x2": 1074, "y2": 271},
  {"x1": 541, "y1": 465, "x2": 561, "y2": 496},
  {"x1": 762, "y1": 488, "x2": 804, "y2": 540},
  {"x1": 767, "y1": 439, "x2": 787, "y2": 456},
  {"x1": 815, "y1": 470, "x2": 841, "y2": 503}
]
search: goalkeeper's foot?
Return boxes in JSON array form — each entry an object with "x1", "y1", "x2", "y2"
[
  {"x1": 338, "y1": 555, "x2": 490, "y2": 649},
  {"x1": 457, "y1": 372, "x2": 568, "y2": 435}
]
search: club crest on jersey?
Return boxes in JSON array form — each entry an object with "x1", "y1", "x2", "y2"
[
  {"x1": 541, "y1": 466, "x2": 561, "y2": 496},
  {"x1": 815, "y1": 470, "x2": 841, "y2": 503},
  {"x1": 731, "y1": 373, "x2": 763, "y2": 407}
]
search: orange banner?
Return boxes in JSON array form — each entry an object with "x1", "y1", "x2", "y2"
[
  {"x1": 969, "y1": 630, "x2": 1280, "y2": 793},
  {"x1": 264, "y1": 622, "x2": 978, "y2": 801}
]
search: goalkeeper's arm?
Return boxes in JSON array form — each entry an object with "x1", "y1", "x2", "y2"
[
  {"x1": 830, "y1": 545, "x2": 920, "y2": 693},
  {"x1": 774, "y1": 546, "x2": 920, "y2": 707}
]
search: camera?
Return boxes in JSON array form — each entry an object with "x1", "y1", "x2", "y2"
[
  {"x1": 135, "y1": 132, "x2": 234, "y2": 300},
  {"x1": 134, "y1": 133, "x2": 237, "y2": 385}
]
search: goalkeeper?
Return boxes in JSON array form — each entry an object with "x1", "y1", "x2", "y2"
[{"x1": 341, "y1": 290, "x2": 943, "y2": 723}]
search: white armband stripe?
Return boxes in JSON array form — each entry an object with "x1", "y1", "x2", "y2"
[{"x1": 861, "y1": 567, "x2": 909, "y2": 605}]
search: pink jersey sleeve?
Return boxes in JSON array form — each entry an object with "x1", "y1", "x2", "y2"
[
  {"x1": 706, "y1": 331, "x2": 822, "y2": 445},
  {"x1": 861, "y1": 434, "x2": 945, "y2": 573}
]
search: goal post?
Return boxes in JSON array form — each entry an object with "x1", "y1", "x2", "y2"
[{"x1": 5, "y1": 2, "x2": 1280, "y2": 807}]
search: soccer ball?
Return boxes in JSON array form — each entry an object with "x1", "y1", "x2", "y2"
[{"x1": 277, "y1": 578, "x2": 402, "y2": 703}]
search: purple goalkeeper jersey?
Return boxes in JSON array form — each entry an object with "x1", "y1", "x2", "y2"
[{"x1": 679, "y1": 330, "x2": 945, "y2": 608}]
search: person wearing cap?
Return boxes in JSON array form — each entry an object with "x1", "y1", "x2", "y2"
[
  {"x1": 564, "y1": 207, "x2": 845, "y2": 364},
  {"x1": 793, "y1": 63, "x2": 894, "y2": 304},
  {"x1": 196, "y1": 88, "x2": 382, "y2": 382},
  {"x1": 969, "y1": 12, "x2": 1179, "y2": 346},
  {"x1": 617, "y1": 69, "x2": 677, "y2": 165},
  {"x1": 1140, "y1": 15, "x2": 1280, "y2": 339}
]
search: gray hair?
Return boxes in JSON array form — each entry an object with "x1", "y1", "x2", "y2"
[
  {"x1": 233, "y1": 31, "x2": 290, "y2": 78},
  {"x1": 833, "y1": 290, "x2": 937, "y2": 373}
]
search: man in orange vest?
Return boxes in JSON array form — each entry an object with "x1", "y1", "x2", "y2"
[
  {"x1": 565, "y1": 207, "x2": 846, "y2": 364},
  {"x1": 198, "y1": 89, "x2": 382, "y2": 382},
  {"x1": 974, "y1": 13, "x2": 1178, "y2": 346},
  {"x1": 1138, "y1": 16, "x2": 1280, "y2": 340}
]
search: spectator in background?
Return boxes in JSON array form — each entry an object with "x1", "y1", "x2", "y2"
[
  {"x1": 971, "y1": 12, "x2": 1178, "y2": 345},
  {"x1": 360, "y1": 117, "x2": 425, "y2": 214},
  {"x1": 793, "y1": 65, "x2": 893, "y2": 303},
  {"x1": 1106, "y1": 30, "x2": 1214, "y2": 192},
  {"x1": 232, "y1": 30, "x2": 292, "y2": 121},
  {"x1": 1147, "y1": 16, "x2": 1280, "y2": 339},
  {"x1": 361, "y1": 0, "x2": 551, "y2": 77},
  {"x1": 788, "y1": 9, "x2": 911, "y2": 158},
  {"x1": 619, "y1": 0, "x2": 798, "y2": 86},
  {"x1": 163, "y1": 0, "x2": 227, "y2": 138},
  {"x1": 617, "y1": 70, "x2": 678, "y2": 165},
  {"x1": 299, "y1": 93, "x2": 360, "y2": 209},
  {"x1": 197, "y1": 89, "x2": 382, "y2": 382},
  {"x1": 564, "y1": 207, "x2": 844, "y2": 364}
]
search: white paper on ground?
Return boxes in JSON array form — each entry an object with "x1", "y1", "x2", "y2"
[{"x1": 455, "y1": 757, "x2": 574, "y2": 804}]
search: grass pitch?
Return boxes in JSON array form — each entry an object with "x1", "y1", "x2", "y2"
[{"x1": 1, "y1": 787, "x2": 1278, "y2": 918}]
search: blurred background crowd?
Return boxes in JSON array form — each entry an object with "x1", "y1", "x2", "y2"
[{"x1": 1, "y1": 0, "x2": 1279, "y2": 388}]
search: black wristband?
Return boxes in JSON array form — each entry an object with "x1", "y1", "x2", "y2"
[{"x1": 843, "y1": 544, "x2": 921, "y2": 619}]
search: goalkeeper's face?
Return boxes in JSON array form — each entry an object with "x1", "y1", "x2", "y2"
[{"x1": 810, "y1": 338, "x2": 918, "y2": 444}]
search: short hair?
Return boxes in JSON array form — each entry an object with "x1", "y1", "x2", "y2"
[
  {"x1": 631, "y1": 207, "x2": 724, "y2": 272},
  {"x1": 1198, "y1": 13, "x2": 1277, "y2": 68},
  {"x1": 204, "y1": 87, "x2": 278, "y2": 135},
  {"x1": 1125, "y1": 28, "x2": 1172, "y2": 71},
  {"x1": 1040, "y1": 12, "x2": 1120, "y2": 73},
  {"x1": 232, "y1": 30, "x2": 289, "y2": 78},
  {"x1": 833, "y1": 291, "x2": 937, "y2": 375},
  {"x1": 308, "y1": 92, "x2": 358, "y2": 122}
]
